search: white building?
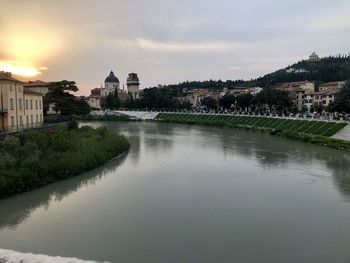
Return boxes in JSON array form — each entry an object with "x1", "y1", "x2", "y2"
[
  {"x1": 126, "y1": 73, "x2": 140, "y2": 100},
  {"x1": 102, "y1": 71, "x2": 120, "y2": 97}
]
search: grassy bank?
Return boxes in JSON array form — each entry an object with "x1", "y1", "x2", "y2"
[
  {"x1": 0, "y1": 125, "x2": 130, "y2": 198},
  {"x1": 156, "y1": 113, "x2": 350, "y2": 151}
]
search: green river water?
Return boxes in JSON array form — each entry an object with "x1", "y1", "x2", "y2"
[{"x1": 0, "y1": 121, "x2": 350, "y2": 263}]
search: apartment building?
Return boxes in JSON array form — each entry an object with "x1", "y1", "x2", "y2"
[
  {"x1": 319, "y1": 81, "x2": 345, "y2": 92},
  {"x1": 0, "y1": 72, "x2": 44, "y2": 132}
]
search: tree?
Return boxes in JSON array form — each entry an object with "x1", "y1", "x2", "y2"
[
  {"x1": 201, "y1": 97, "x2": 218, "y2": 109},
  {"x1": 75, "y1": 98, "x2": 91, "y2": 116},
  {"x1": 251, "y1": 87, "x2": 292, "y2": 113},
  {"x1": 329, "y1": 81, "x2": 350, "y2": 113},
  {"x1": 102, "y1": 94, "x2": 120, "y2": 110},
  {"x1": 236, "y1": 94, "x2": 253, "y2": 109},
  {"x1": 219, "y1": 94, "x2": 235, "y2": 110},
  {"x1": 44, "y1": 80, "x2": 82, "y2": 115}
]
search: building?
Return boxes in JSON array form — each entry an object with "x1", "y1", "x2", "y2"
[
  {"x1": 85, "y1": 96, "x2": 102, "y2": 110},
  {"x1": 319, "y1": 81, "x2": 345, "y2": 92},
  {"x1": 90, "y1": 87, "x2": 102, "y2": 96},
  {"x1": 297, "y1": 89, "x2": 339, "y2": 112},
  {"x1": 126, "y1": 73, "x2": 140, "y2": 100},
  {"x1": 102, "y1": 71, "x2": 120, "y2": 96},
  {"x1": 0, "y1": 72, "x2": 44, "y2": 132},
  {"x1": 309, "y1": 52, "x2": 320, "y2": 62},
  {"x1": 278, "y1": 81, "x2": 315, "y2": 93},
  {"x1": 23, "y1": 80, "x2": 59, "y2": 115}
]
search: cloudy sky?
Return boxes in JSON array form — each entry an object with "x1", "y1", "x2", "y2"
[{"x1": 1, "y1": 0, "x2": 350, "y2": 95}]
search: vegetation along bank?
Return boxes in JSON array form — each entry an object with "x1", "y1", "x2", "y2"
[
  {"x1": 156, "y1": 113, "x2": 350, "y2": 151},
  {"x1": 0, "y1": 124, "x2": 130, "y2": 198}
]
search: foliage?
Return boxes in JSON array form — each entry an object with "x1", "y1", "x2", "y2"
[
  {"x1": 219, "y1": 94, "x2": 236, "y2": 109},
  {"x1": 77, "y1": 115, "x2": 134, "y2": 121},
  {"x1": 0, "y1": 125, "x2": 130, "y2": 198},
  {"x1": 201, "y1": 97, "x2": 218, "y2": 109},
  {"x1": 75, "y1": 98, "x2": 92, "y2": 116},
  {"x1": 44, "y1": 80, "x2": 91, "y2": 116},
  {"x1": 251, "y1": 87, "x2": 293, "y2": 113},
  {"x1": 121, "y1": 87, "x2": 191, "y2": 110},
  {"x1": 236, "y1": 94, "x2": 253, "y2": 108},
  {"x1": 329, "y1": 81, "x2": 350, "y2": 113},
  {"x1": 101, "y1": 94, "x2": 120, "y2": 110}
]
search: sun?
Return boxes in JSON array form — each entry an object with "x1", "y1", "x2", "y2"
[
  {"x1": 0, "y1": 61, "x2": 42, "y2": 77},
  {"x1": 1, "y1": 24, "x2": 63, "y2": 77}
]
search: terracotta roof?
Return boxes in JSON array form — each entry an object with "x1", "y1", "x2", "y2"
[{"x1": 24, "y1": 80, "x2": 49, "y2": 87}]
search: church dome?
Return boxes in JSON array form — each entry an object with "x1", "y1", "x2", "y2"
[{"x1": 105, "y1": 71, "x2": 119, "y2": 83}]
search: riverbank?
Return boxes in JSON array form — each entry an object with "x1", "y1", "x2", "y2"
[
  {"x1": 0, "y1": 124, "x2": 130, "y2": 198},
  {"x1": 155, "y1": 113, "x2": 350, "y2": 151},
  {"x1": 0, "y1": 249, "x2": 105, "y2": 263},
  {"x1": 77, "y1": 114, "x2": 136, "y2": 122}
]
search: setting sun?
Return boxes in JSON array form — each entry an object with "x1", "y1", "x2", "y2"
[
  {"x1": 0, "y1": 61, "x2": 42, "y2": 77},
  {"x1": 1, "y1": 23, "x2": 63, "y2": 77}
]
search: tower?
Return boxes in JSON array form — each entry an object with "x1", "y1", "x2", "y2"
[{"x1": 126, "y1": 73, "x2": 140, "y2": 99}]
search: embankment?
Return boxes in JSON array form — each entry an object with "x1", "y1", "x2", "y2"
[{"x1": 156, "y1": 113, "x2": 350, "y2": 151}]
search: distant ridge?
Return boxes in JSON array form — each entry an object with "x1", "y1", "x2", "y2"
[{"x1": 151, "y1": 55, "x2": 350, "y2": 91}]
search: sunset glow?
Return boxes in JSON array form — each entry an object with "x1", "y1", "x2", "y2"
[
  {"x1": 1, "y1": 23, "x2": 63, "y2": 77},
  {"x1": 0, "y1": 62, "x2": 42, "y2": 77}
]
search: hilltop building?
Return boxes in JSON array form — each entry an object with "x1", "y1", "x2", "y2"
[
  {"x1": 0, "y1": 72, "x2": 44, "y2": 132},
  {"x1": 127, "y1": 73, "x2": 140, "y2": 100},
  {"x1": 309, "y1": 52, "x2": 320, "y2": 62}
]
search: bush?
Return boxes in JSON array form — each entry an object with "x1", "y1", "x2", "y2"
[{"x1": 0, "y1": 126, "x2": 130, "y2": 198}]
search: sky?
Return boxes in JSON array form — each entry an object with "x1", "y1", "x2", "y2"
[{"x1": 1, "y1": 0, "x2": 350, "y2": 95}]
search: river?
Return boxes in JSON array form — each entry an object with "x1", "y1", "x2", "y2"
[{"x1": 1, "y1": 121, "x2": 350, "y2": 263}]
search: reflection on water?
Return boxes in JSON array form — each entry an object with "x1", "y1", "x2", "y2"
[
  {"x1": 1, "y1": 121, "x2": 350, "y2": 263},
  {"x1": 0, "y1": 155, "x2": 127, "y2": 230}
]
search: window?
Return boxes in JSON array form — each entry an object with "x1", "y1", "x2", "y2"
[
  {"x1": 31, "y1": 115, "x2": 33, "y2": 124},
  {"x1": 35, "y1": 100, "x2": 38, "y2": 110},
  {"x1": 10, "y1": 98, "x2": 14, "y2": 110},
  {"x1": 26, "y1": 100, "x2": 29, "y2": 110},
  {"x1": 30, "y1": 100, "x2": 33, "y2": 110},
  {"x1": 40, "y1": 114, "x2": 42, "y2": 123},
  {"x1": 11, "y1": 116, "x2": 14, "y2": 127},
  {"x1": 19, "y1": 87, "x2": 22, "y2": 92},
  {"x1": 36, "y1": 114, "x2": 38, "y2": 123},
  {"x1": 39, "y1": 100, "x2": 42, "y2": 110},
  {"x1": 19, "y1": 116, "x2": 23, "y2": 126},
  {"x1": 19, "y1": 98, "x2": 22, "y2": 110},
  {"x1": 26, "y1": 115, "x2": 29, "y2": 125},
  {"x1": 10, "y1": 86, "x2": 13, "y2": 92}
]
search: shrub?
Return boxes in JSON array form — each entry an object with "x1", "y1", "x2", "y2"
[{"x1": 0, "y1": 126, "x2": 130, "y2": 198}]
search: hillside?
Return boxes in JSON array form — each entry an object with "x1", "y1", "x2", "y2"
[
  {"x1": 151, "y1": 55, "x2": 350, "y2": 90},
  {"x1": 257, "y1": 55, "x2": 350, "y2": 86}
]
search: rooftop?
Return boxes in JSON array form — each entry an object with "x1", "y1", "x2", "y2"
[
  {"x1": 105, "y1": 71, "x2": 119, "y2": 83},
  {"x1": 24, "y1": 80, "x2": 49, "y2": 87},
  {"x1": 0, "y1": 71, "x2": 23, "y2": 83}
]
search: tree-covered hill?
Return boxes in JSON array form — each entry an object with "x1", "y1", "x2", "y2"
[
  {"x1": 257, "y1": 55, "x2": 350, "y2": 87},
  {"x1": 149, "y1": 55, "x2": 350, "y2": 90}
]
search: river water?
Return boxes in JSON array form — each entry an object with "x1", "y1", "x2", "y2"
[{"x1": 1, "y1": 121, "x2": 350, "y2": 263}]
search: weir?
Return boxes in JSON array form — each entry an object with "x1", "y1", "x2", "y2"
[{"x1": 0, "y1": 249, "x2": 108, "y2": 263}]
